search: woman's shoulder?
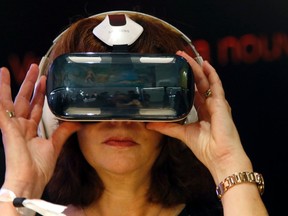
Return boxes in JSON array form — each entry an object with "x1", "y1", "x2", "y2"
[{"x1": 63, "y1": 205, "x2": 85, "y2": 216}]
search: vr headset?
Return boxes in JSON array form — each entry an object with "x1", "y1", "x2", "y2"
[
  {"x1": 46, "y1": 52, "x2": 193, "y2": 121},
  {"x1": 39, "y1": 11, "x2": 202, "y2": 136}
]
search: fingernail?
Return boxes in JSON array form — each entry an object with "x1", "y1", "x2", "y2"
[{"x1": 29, "y1": 64, "x2": 35, "y2": 70}]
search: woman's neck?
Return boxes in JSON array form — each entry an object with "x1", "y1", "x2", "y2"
[
  {"x1": 83, "y1": 168, "x2": 185, "y2": 216},
  {"x1": 83, "y1": 173, "x2": 185, "y2": 216},
  {"x1": 83, "y1": 202, "x2": 186, "y2": 216},
  {"x1": 87, "y1": 172, "x2": 153, "y2": 215}
]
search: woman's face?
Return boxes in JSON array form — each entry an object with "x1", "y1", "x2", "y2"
[{"x1": 77, "y1": 121, "x2": 164, "y2": 175}]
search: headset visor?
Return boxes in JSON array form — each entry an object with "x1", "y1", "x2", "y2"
[{"x1": 46, "y1": 53, "x2": 194, "y2": 121}]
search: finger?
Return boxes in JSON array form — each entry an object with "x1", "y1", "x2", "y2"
[
  {"x1": 194, "y1": 91, "x2": 210, "y2": 122},
  {"x1": 146, "y1": 122, "x2": 188, "y2": 143},
  {"x1": 0, "y1": 104, "x2": 13, "y2": 129},
  {"x1": 14, "y1": 64, "x2": 40, "y2": 118},
  {"x1": 176, "y1": 51, "x2": 210, "y2": 96},
  {"x1": 50, "y1": 122, "x2": 82, "y2": 156},
  {"x1": 201, "y1": 61, "x2": 233, "y2": 121},
  {"x1": 29, "y1": 75, "x2": 46, "y2": 123},
  {"x1": 202, "y1": 61, "x2": 225, "y2": 99},
  {"x1": 0, "y1": 67, "x2": 14, "y2": 111},
  {"x1": 146, "y1": 121, "x2": 206, "y2": 152}
]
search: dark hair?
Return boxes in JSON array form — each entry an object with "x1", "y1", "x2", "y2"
[
  {"x1": 46, "y1": 12, "x2": 221, "y2": 212},
  {"x1": 44, "y1": 13, "x2": 194, "y2": 67}
]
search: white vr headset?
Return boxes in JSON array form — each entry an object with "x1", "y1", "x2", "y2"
[{"x1": 38, "y1": 10, "x2": 201, "y2": 138}]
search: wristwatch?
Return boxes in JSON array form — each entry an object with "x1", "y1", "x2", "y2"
[{"x1": 216, "y1": 171, "x2": 264, "y2": 199}]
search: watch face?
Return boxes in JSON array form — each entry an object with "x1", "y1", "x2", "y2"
[{"x1": 46, "y1": 52, "x2": 194, "y2": 122}]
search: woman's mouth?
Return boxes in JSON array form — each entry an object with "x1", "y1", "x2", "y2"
[{"x1": 103, "y1": 137, "x2": 138, "y2": 147}]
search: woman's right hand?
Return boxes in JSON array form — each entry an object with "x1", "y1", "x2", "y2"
[{"x1": 0, "y1": 64, "x2": 81, "y2": 198}]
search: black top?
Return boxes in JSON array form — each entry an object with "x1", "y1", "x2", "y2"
[{"x1": 178, "y1": 201, "x2": 223, "y2": 216}]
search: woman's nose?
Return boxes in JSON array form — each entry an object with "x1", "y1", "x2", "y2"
[{"x1": 108, "y1": 121, "x2": 133, "y2": 126}]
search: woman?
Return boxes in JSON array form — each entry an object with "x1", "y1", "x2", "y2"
[{"x1": 0, "y1": 11, "x2": 268, "y2": 215}]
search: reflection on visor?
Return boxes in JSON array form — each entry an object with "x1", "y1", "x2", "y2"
[{"x1": 46, "y1": 53, "x2": 194, "y2": 121}]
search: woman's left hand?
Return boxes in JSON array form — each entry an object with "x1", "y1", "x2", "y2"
[{"x1": 146, "y1": 51, "x2": 252, "y2": 183}]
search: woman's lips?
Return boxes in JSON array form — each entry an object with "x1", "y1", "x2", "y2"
[{"x1": 103, "y1": 137, "x2": 138, "y2": 147}]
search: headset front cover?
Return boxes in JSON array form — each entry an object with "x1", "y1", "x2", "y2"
[{"x1": 46, "y1": 53, "x2": 194, "y2": 121}]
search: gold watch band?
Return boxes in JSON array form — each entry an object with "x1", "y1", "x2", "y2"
[{"x1": 216, "y1": 171, "x2": 264, "y2": 199}]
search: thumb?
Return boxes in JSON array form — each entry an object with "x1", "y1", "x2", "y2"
[
  {"x1": 50, "y1": 122, "x2": 82, "y2": 156},
  {"x1": 146, "y1": 122, "x2": 190, "y2": 143}
]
